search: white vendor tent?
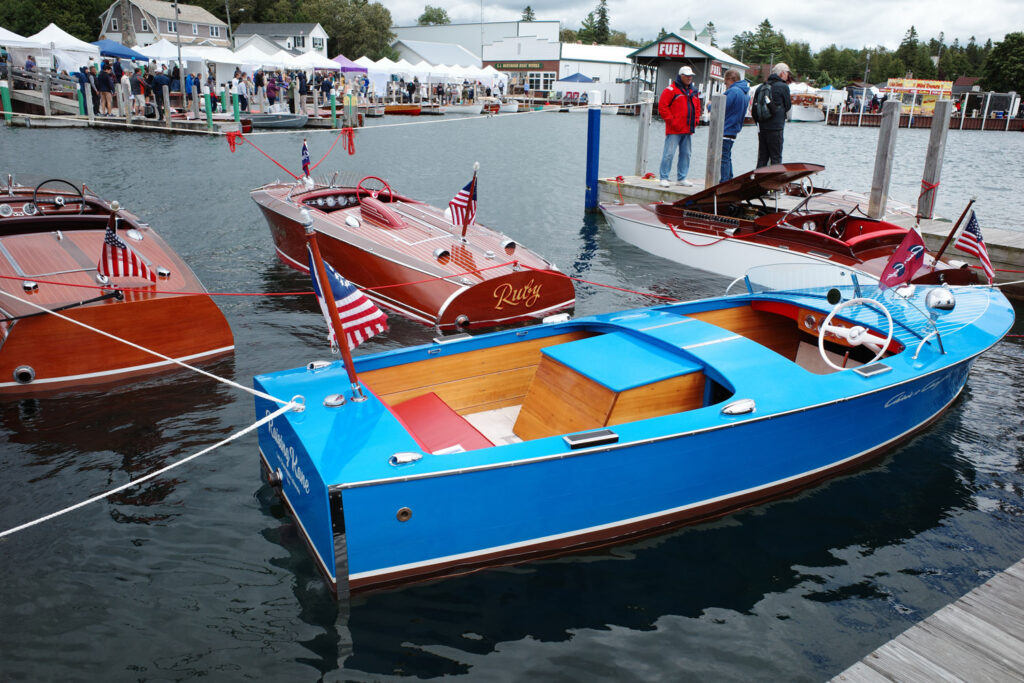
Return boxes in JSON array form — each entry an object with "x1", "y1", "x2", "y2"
[
  {"x1": 26, "y1": 23, "x2": 100, "y2": 71},
  {"x1": 0, "y1": 26, "x2": 45, "y2": 71},
  {"x1": 0, "y1": 26, "x2": 43, "y2": 49},
  {"x1": 294, "y1": 50, "x2": 340, "y2": 71}
]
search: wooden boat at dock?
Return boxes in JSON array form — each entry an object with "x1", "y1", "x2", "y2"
[
  {"x1": 253, "y1": 263, "x2": 1014, "y2": 594},
  {"x1": 250, "y1": 173, "x2": 575, "y2": 331},
  {"x1": 0, "y1": 176, "x2": 234, "y2": 395},
  {"x1": 383, "y1": 103, "x2": 421, "y2": 116},
  {"x1": 247, "y1": 113, "x2": 309, "y2": 129},
  {"x1": 600, "y1": 163, "x2": 980, "y2": 288},
  {"x1": 443, "y1": 102, "x2": 484, "y2": 115}
]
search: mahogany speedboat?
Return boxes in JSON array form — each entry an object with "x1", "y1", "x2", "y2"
[
  {"x1": 250, "y1": 174, "x2": 575, "y2": 331},
  {"x1": 600, "y1": 163, "x2": 979, "y2": 287},
  {"x1": 0, "y1": 177, "x2": 234, "y2": 396}
]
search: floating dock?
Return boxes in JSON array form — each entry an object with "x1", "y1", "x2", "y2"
[
  {"x1": 832, "y1": 559, "x2": 1024, "y2": 681},
  {"x1": 597, "y1": 176, "x2": 1024, "y2": 299}
]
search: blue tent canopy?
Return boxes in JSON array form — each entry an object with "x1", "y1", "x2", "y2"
[
  {"x1": 559, "y1": 72, "x2": 594, "y2": 83},
  {"x1": 91, "y1": 39, "x2": 149, "y2": 61}
]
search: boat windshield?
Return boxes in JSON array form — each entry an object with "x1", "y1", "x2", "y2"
[{"x1": 727, "y1": 263, "x2": 874, "y2": 296}]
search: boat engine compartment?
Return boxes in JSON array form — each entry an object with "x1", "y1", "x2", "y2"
[{"x1": 359, "y1": 297, "x2": 904, "y2": 453}]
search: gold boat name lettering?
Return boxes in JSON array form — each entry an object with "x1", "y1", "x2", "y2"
[{"x1": 493, "y1": 279, "x2": 542, "y2": 309}]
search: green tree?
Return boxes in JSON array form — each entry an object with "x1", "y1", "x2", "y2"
[
  {"x1": 703, "y1": 21, "x2": 717, "y2": 47},
  {"x1": 0, "y1": 0, "x2": 109, "y2": 42},
  {"x1": 981, "y1": 32, "x2": 1024, "y2": 92},
  {"x1": 656, "y1": 27, "x2": 669, "y2": 41},
  {"x1": 577, "y1": 11, "x2": 598, "y2": 43},
  {"x1": 522, "y1": 6, "x2": 535, "y2": 21},
  {"x1": 560, "y1": 27, "x2": 578, "y2": 42},
  {"x1": 593, "y1": 0, "x2": 610, "y2": 44},
  {"x1": 730, "y1": 19, "x2": 786, "y2": 65},
  {"x1": 417, "y1": 4, "x2": 450, "y2": 25},
  {"x1": 306, "y1": 0, "x2": 396, "y2": 60},
  {"x1": 783, "y1": 41, "x2": 815, "y2": 78}
]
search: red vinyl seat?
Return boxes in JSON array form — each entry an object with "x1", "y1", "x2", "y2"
[{"x1": 391, "y1": 392, "x2": 494, "y2": 453}]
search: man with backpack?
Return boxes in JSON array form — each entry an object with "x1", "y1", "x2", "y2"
[
  {"x1": 753, "y1": 62, "x2": 792, "y2": 168},
  {"x1": 657, "y1": 65, "x2": 702, "y2": 187}
]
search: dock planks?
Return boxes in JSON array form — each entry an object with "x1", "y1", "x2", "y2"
[{"x1": 832, "y1": 558, "x2": 1024, "y2": 682}]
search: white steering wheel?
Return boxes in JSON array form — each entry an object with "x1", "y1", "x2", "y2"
[{"x1": 818, "y1": 297, "x2": 894, "y2": 371}]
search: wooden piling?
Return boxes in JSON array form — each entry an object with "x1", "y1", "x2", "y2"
[
  {"x1": 917, "y1": 99, "x2": 951, "y2": 220},
  {"x1": 42, "y1": 74, "x2": 52, "y2": 118},
  {"x1": 634, "y1": 90, "x2": 654, "y2": 177},
  {"x1": 868, "y1": 100, "x2": 900, "y2": 219},
  {"x1": 122, "y1": 83, "x2": 132, "y2": 126},
  {"x1": 704, "y1": 93, "x2": 725, "y2": 189},
  {"x1": 84, "y1": 86, "x2": 95, "y2": 124},
  {"x1": 162, "y1": 85, "x2": 172, "y2": 127}
]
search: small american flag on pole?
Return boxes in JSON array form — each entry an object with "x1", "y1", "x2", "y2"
[
  {"x1": 448, "y1": 178, "x2": 477, "y2": 227},
  {"x1": 97, "y1": 221, "x2": 156, "y2": 282},
  {"x1": 954, "y1": 211, "x2": 995, "y2": 284},
  {"x1": 301, "y1": 139, "x2": 311, "y2": 177},
  {"x1": 307, "y1": 246, "x2": 387, "y2": 351}
]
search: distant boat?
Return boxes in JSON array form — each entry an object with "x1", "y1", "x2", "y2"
[
  {"x1": 247, "y1": 113, "x2": 308, "y2": 129},
  {"x1": 600, "y1": 163, "x2": 979, "y2": 288},
  {"x1": 250, "y1": 174, "x2": 574, "y2": 330},
  {"x1": 790, "y1": 93, "x2": 825, "y2": 122},
  {"x1": 253, "y1": 263, "x2": 1014, "y2": 594},
  {"x1": 383, "y1": 103, "x2": 421, "y2": 116},
  {"x1": 0, "y1": 176, "x2": 233, "y2": 395},
  {"x1": 443, "y1": 102, "x2": 484, "y2": 115}
]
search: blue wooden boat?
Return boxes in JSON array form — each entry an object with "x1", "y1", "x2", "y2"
[{"x1": 253, "y1": 265, "x2": 1014, "y2": 594}]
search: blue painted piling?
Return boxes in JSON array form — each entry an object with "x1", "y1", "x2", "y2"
[{"x1": 585, "y1": 90, "x2": 601, "y2": 211}]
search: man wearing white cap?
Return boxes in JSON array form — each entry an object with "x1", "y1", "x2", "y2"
[{"x1": 657, "y1": 65, "x2": 702, "y2": 187}]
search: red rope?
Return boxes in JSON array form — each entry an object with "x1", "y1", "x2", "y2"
[
  {"x1": 917, "y1": 179, "x2": 940, "y2": 219},
  {"x1": 613, "y1": 176, "x2": 625, "y2": 204},
  {"x1": 224, "y1": 132, "x2": 300, "y2": 179},
  {"x1": 310, "y1": 127, "x2": 355, "y2": 171},
  {"x1": 519, "y1": 264, "x2": 679, "y2": 301}
]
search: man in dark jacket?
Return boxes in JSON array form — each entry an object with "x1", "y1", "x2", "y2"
[
  {"x1": 756, "y1": 62, "x2": 792, "y2": 168},
  {"x1": 150, "y1": 67, "x2": 171, "y2": 119},
  {"x1": 721, "y1": 69, "x2": 750, "y2": 181},
  {"x1": 657, "y1": 65, "x2": 702, "y2": 187}
]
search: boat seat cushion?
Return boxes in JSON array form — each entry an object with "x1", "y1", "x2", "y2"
[{"x1": 391, "y1": 392, "x2": 494, "y2": 453}]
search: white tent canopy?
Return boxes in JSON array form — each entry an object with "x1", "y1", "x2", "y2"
[
  {"x1": 26, "y1": 23, "x2": 100, "y2": 71},
  {"x1": 136, "y1": 38, "x2": 194, "y2": 62},
  {"x1": 294, "y1": 50, "x2": 340, "y2": 71},
  {"x1": 0, "y1": 26, "x2": 44, "y2": 49}
]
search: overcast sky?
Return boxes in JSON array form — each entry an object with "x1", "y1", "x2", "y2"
[{"x1": 386, "y1": 0, "x2": 1017, "y2": 53}]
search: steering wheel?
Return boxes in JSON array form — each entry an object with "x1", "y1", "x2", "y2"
[
  {"x1": 33, "y1": 179, "x2": 85, "y2": 215},
  {"x1": 824, "y1": 209, "x2": 847, "y2": 239},
  {"x1": 356, "y1": 175, "x2": 394, "y2": 202},
  {"x1": 818, "y1": 297, "x2": 894, "y2": 371}
]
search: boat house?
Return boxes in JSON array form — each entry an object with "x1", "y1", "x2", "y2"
[{"x1": 627, "y1": 23, "x2": 746, "y2": 104}]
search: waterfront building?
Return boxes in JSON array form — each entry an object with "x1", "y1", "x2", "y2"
[
  {"x1": 99, "y1": 0, "x2": 229, "y2": 48},
  {"x1": 233, "y1": 23, "x2": 329, "y2": 59}
]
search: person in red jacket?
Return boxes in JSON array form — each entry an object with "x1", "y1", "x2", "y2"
[{"x1": 658, "y1": 65, "x2": 702, "y2": 187}]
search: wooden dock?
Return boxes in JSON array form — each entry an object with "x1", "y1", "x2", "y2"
[
  {"x1": 597, "y1": 176, "x2": 1024, "y2": 299},
  {"x1": 826, "y1": 111, "x2": 1024, "y2": 131},
  {"x1": 832, "y1": 559, "x2": 1024, "y2": 681}
]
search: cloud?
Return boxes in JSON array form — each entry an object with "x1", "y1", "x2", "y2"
[{"x1": 385, "y1": 0, "x2": 1017, "y2": 53}]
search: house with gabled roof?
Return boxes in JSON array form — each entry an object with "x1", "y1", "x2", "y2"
[
  {"x1": 232, "y1": 23, "x2": 328, "y2": 58},
  {"x1": 99, "y1": 0, "x2": 229, "y2": 48}
]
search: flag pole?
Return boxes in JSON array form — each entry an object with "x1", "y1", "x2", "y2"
[
  {"x1": 460, "y1": 162, "x2": 479, "y2": 241},
  {"x1": 933, "y1": 197, "x2": 976, "y2": 265},
  {"x1": 303, "y1": 210, "x2": 366, "y2": 401}
]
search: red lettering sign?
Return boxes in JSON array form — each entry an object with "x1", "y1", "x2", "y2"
[
  {"x1": 657, "y1": 42, "x2": 686, "y2": 57},
  {"x1": 710, "y1": 61, "x2": 723, "y2": 79}
]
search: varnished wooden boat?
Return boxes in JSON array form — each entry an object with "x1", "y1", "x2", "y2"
[
  {"x1": 0, "y1": 177, "x2": 234, "y2": 396},
  {"x1": 383, "y1": 103, "x2": 421, "y2": 116},
  {"x1": 250, "y1": 174, "x2": 575, "y2": 331},
  {"x1": 601, "y1": 163, "x2": 979, "y2": 288}
]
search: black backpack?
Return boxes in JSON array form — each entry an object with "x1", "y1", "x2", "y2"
[{"x1": 752, "y1": 84, "x2": 774, "y2": 123}]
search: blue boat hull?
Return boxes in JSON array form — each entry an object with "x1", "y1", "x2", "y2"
[{"x1": 254, "y1": 280, "x2": 1012, "y2": 594}]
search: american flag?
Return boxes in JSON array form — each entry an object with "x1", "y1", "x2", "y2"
[
  {"x1": 97, "y1": 222, "x2": 156, "y2": 282},
  {"x1": 448, "y1": 178, "x2": 477, "y2": 227},
  {"x1": 306, "y1": 246, "x2": 387, "y2": 351},
  {"x1": 301, "y1": 139, "x2": 311, "y2": 177},
  {"x1": 954, "y1": 211, "x2": 995, "y2": 283}
]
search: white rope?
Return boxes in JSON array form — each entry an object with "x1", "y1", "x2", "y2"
[
  {"x1": 0, "y1": 400, "x2": 300, "y2": 539},
  {"x1": 0, "y1": 288, "x2": 288, "y2": 406}
]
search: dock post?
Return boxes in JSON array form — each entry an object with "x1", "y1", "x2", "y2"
[
  {"x1": 868, "y1": 99, "x2": 901, "y2": 219},
  {"x1": 203, "y1": 86, "x2": 213, "y2": 131},
  {"x1": 191, "y1": 85, "x2": 199, "y2": 120},
  {"x1": 634, "y1": 89, "x2": 654, "y2": 176},
  {"x1": 76, "y1": 83, "x2": 85, "y2": 116},
  {"x1": 122, "y1": 83, "x2": 132, "y2": 127},
  {"x1": 0, "y1": 80, "x2": 12, "y2": 122},
  {"x1": 162, "y1": 84, "x2": 172, "y2": 127},
  {"x1": 704, "y1": 93, "x2": 726, "y2": 188},
  {"x1": 84, "y1": 86, "x2": 95, "y2": 124},
  {"x1": 220, "y1": 85, "x2": 227, "y2": 113},
  {"x1": 917, "y1": 99, "x2": 951, "y2": 220},
  {"x1": 313, "y1": 88, "x2": 319, "y2": 120},
  {"x1": 293, "y1": 88, "x2": 300, "y2": 119},
  {"x1": 42, "y1": 74, "x2": 52, "y2": 118},
  {"x1": 330, "y1": 88, "x2": 337, "y2": 128},
  {"x1": 981, "y1": 92, "x2": 992, "y2": 129},
  {"x1": 232, "y1": 84, "x2": 240, "y2": 125},
  {"x1": 585, "y1": 89, "x2": 602, "y2": 212}
]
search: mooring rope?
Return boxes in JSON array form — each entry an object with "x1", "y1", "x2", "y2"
[
  {"x1": 0, "y1": 288, "x2": 288, "y2": 406},
  {"x1": 0, "y1": 400, "x2": 299, "y2": 540}
]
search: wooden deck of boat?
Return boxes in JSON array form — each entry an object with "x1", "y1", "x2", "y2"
[
  {"x1": 831, "y1": 558, "x2": 1024, "y2": 681},
  {"x1": 597, "y1": 176, "x2": 1024, "y2": 299}
]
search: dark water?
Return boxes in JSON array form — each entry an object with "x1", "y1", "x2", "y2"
[{"x1": 1, "y1": 116, "x2": 1022, "y2": 681}]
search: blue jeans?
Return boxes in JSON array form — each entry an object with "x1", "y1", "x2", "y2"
[
  {"x1": 720, "y1": 137, "x2": 735, "y2": 182},
  {"x1": 660, "y1": 133, "x2": 692, "y2": 181}
]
